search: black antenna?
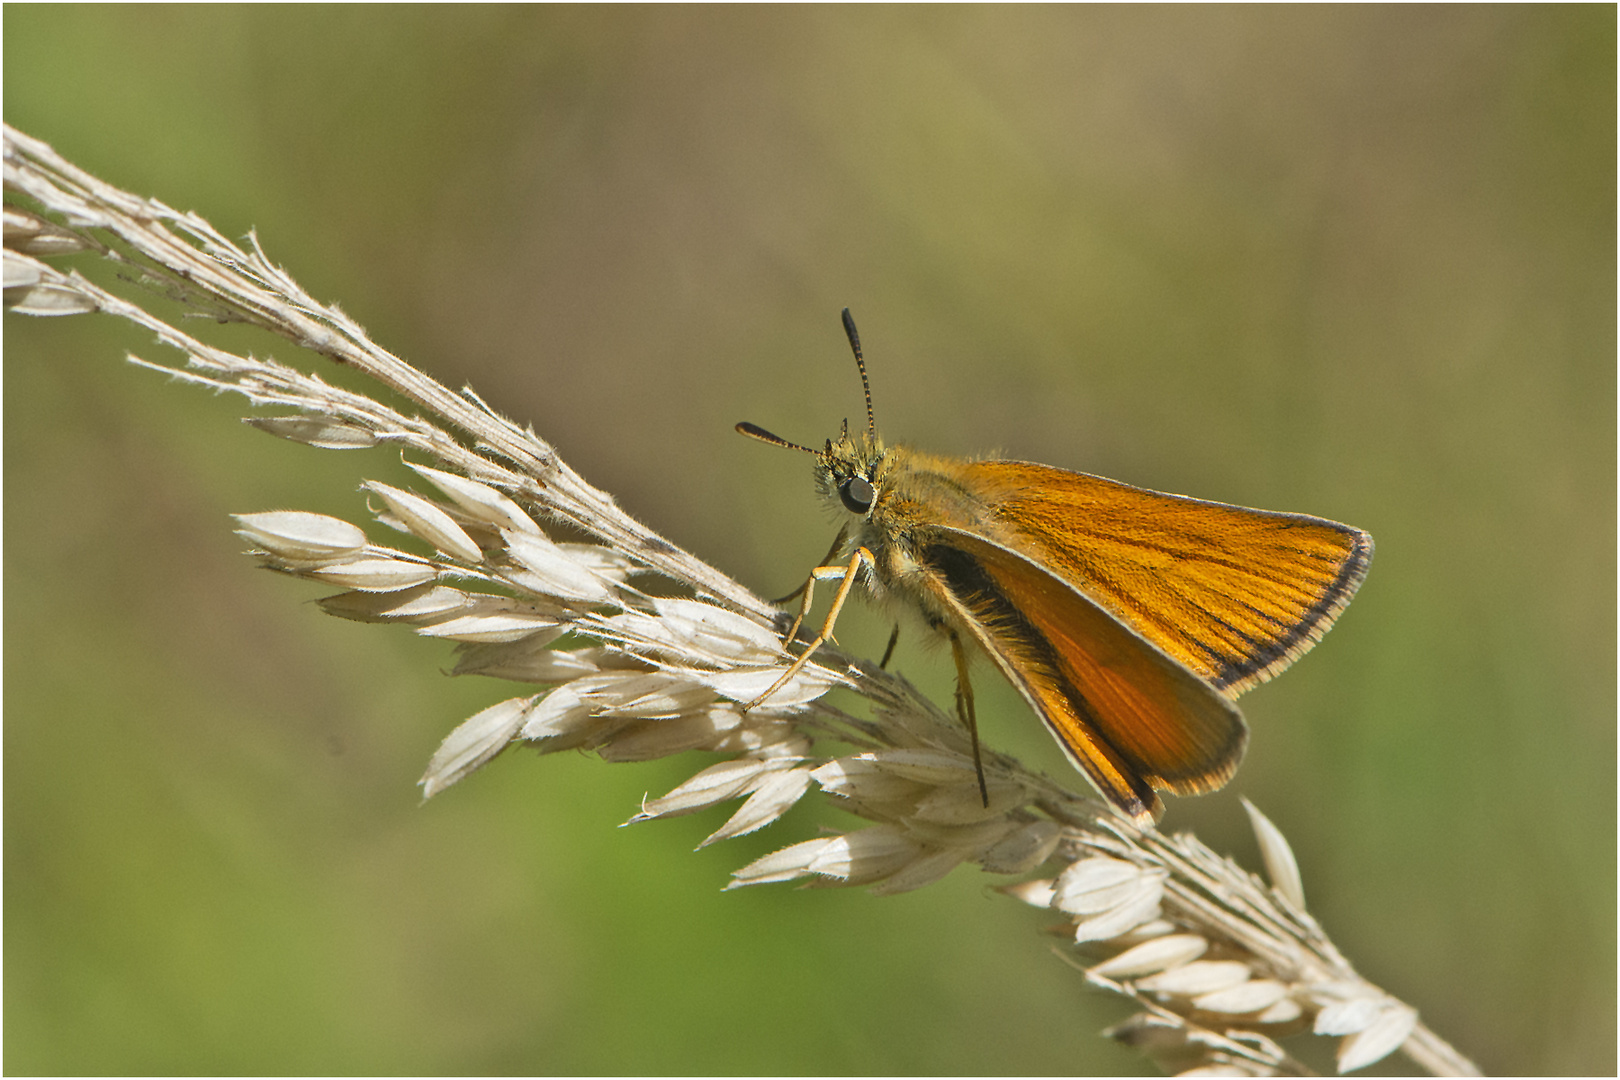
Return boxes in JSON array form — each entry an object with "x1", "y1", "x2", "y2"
[
  {"x1": 735, "y1": 421, "x2": 818, "y2": 455},
  {"x1": 840, "y1": 308, "x2": 876, "y2": 441}
]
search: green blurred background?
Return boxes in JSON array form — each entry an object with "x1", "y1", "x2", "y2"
[{"x1": 5, "y1": 7, "x2": 1613, "y2": 1075}]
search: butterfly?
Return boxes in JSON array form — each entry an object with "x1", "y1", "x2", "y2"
[{"x1": 739, "y1": 310, "x2": 1372, "y2": 825}]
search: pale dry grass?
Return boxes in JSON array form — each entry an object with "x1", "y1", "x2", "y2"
[{"x1": 4, "y1": 123, "x2": 1479, "y2": 1077}]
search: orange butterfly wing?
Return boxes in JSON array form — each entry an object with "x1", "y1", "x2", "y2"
[
  {"x1": 951, "y1": 461, "x2": 1373, "y2": 696},
  {"x1": 913, "y1": 527, "x2": 1248, "y2": 825}
]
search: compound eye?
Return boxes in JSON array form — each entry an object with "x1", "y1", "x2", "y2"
[{"x1": 840, "y1": 475, "x2": 874, "y2": 514}]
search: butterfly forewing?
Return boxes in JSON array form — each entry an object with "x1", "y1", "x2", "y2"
[{"x1": 955, "y1": 461, "x2": 1372, "y2": 695}]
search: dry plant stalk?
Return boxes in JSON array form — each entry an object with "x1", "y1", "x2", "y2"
[{"x1": 3, "y1": 123, "x2": 1479, "y2": 1077}]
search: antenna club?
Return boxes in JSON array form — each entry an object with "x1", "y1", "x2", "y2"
[
  {"x1": 840, "y1": 308, "x2": 878, "y2": 441},
  {"x1": 736, "y1": 421, "x2": 819, "y2": 456}
]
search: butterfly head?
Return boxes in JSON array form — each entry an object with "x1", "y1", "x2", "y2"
[
  {"x1": 736, "y1": 307, "x2": 889, "y2": 522},
  {"x1": 816, "y1": 420, "x2": 888, "y2": 519}
]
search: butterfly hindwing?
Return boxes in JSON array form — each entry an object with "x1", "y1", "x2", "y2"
[{"x1": 913, "y1": 525, "x2": 1249, "y2": 823}]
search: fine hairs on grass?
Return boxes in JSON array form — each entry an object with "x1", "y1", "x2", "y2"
[{"x1": 4, "y1": 124, "x2": 1479, "y2": 1077}]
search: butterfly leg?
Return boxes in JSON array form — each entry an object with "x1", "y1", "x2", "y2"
[
  {"x1": 768, "y1": 578, "x2": 809, "y2": 611},
  {"x1": 779, "y1": 567, "x2": 822, "y2": 646},
  {"x1": 879, "y1": 624, "x2": 900, "y2": 669},
  {"x1": 946, "y1": 629, "x2": 990, "y2": 807},
  {"x1": 770, "y1": 527, "x2": 851, "y2": 615},
  {"x1": 745, "y1": 546, "x2": 874, "y2": 713}
]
